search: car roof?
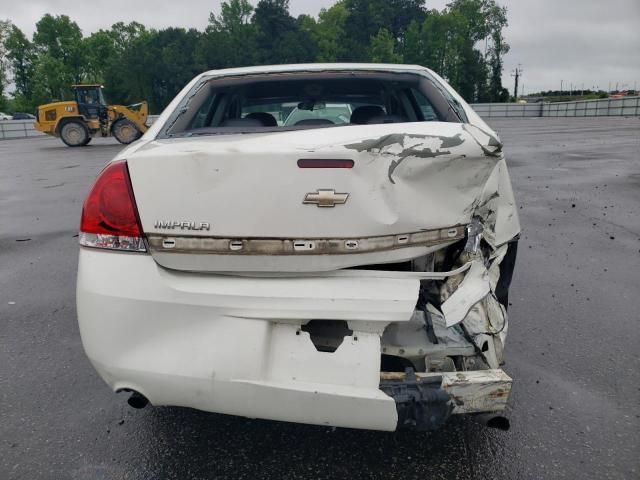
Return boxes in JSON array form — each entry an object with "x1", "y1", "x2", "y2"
[{"x1": 201, "y1": 63, "x2": 430, "y2": 78}]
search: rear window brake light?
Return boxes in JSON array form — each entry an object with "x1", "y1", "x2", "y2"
[{"x1": 297, "y1": 159, "x2": 354, "y2": 169}]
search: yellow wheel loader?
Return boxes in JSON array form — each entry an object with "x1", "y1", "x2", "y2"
[{"x1": 33, "y1": 85, "x2": 148, "y2": 147}]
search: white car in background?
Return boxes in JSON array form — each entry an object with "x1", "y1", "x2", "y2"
[
  {"x1": 0, "y1": 112, "x2": 12, "y2": 120},
  {"x1": 77, "y1": 64, "x2": 520, "y2": 431}
]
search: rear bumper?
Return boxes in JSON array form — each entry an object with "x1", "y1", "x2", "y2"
[{"x1": 77, "y1": 248, "x2": 511, "y2": 431}]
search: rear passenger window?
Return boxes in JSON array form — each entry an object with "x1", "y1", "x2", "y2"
[{"x1": 411, "y1": 89, "x2": 438, "y2": 121}]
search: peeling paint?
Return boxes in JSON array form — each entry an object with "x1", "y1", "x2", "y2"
[
  {"x1": 344, "y1": 133, "x2": 465, "y2": 153},
  {"x1": 345, "y1": 133, "x2": 466, "y2": 184}
]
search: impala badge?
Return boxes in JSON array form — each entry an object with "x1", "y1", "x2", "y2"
[
  {"x1": 154, "y1": 220, "x2": 211, "y2": 231},
  {"x1": 303, "y1": 189, "x2": 349, "y2": 207}
]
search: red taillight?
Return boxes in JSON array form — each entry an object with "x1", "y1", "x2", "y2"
[{"x1": 79, "y1": 160, "x2": 146, "y2": 252}]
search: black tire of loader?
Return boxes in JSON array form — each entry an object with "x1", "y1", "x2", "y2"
[
  {"x1": 59, "y1": 120, "x2": 90, "y2": 147},
  {"x1": 112, "y1": 119, "x2": 142, "y2": 145}
]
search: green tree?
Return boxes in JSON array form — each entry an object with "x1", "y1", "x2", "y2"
[
  {"x1": 196, "y1": 0, "x2": 257, "y2": 69},
  {"x1": 150, "y1": 28, "x2": 202, "y2": 109},
  {"x1": 101, "y1": 22, "x2": 147, "y2": 105},
  {"x1": 214, "y1": 0, "x2": 254, "y2": 32},
  {"x1": 343, "y1": 0, "x2": 426, "y2": 61},
  {"x1": 23, "y1": 14, "x2": 87, "y2": 105},
  {"x1": 313, "y1": 2, "x2": 350, "y2": 62},
  {"x1": 272, "y1": 15, "x2": 317, "y2": 64},
  {"x1": 114, "y1": 27, "x2": 202, "y2": 112},
  {"x1": 402, "y1": 1, "x2": 509, "y2": 102},
  {"x1": 30, "y1": 54, "x2": 70, "y2": 104},
  {"x1": 33, "y1": 14, "x2": 85, "y2": 83},
  {"x1": 446, "y1": 0, "x2": 509, "y2": 101},
  {"x1": 110, "y1": 21, "x2": 147, "y2": 52},
  {"x1": 251, "y1": 0, "x2": 317, "y2": 64},
  {"x1": 0, "y1": 20, "x2": 11, "y2": 110},
  {"x1": 2, "y1": 1, "x2": 512, "y2": 110},
  {"x1": 486, "y1": 2, "x2": 509, "y2": 102},
  {"x1": 4, "y1": 24, "x2": 35, "y2": 102},
  {"x1": 403, "y1": 10, "x2": 460, "y2": 80},
  {"x1": 369, "y1": 28, "x2": 402, "y2": 63},
  {"x1": 83, "y1": 30, "x2": 118, "y2": 83}
]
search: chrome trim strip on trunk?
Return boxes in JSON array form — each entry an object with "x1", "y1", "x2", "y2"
[{"x1": 147, "y1": 225, "x2": 467, "y2": 256}]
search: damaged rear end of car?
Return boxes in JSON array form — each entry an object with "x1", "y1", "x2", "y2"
[{"x1": 76, "y1": 64, "x2": 520, "y2": 431}]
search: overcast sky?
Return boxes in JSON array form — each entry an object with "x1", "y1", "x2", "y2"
[{"x1": 3, "y1": 0, "x2": 639, "y2": 93}]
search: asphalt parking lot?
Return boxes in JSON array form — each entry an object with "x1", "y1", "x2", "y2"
[{"x1": 1, "y1": 117, "x2": 639, "y2": 480}]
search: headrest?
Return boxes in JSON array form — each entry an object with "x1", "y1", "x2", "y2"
[
  {"x1": 350, "y1": 105, "x2": 385, "y2": 124},
  {"x1": 245, "y1": 112, "x2": 278, "y2": 127}
]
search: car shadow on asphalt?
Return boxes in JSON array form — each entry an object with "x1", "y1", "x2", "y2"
[{"x1": 131, "y1": 406, "x2": 510, "y2": 479}]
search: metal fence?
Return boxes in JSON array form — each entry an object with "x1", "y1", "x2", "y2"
[
  {"x1": 542, "y1": 96, "x2": 640, "y2": 117},
  {"x1": 472, "y1": 102, "x2": 543, "y2": 117},
  {"x1": 0, "y1": 120, "x2": 47, "y2": 140},
  {"x1": 473, "y1": 96, "x2": 640, "y2": 118},
  {"x1": 2, "y1": 97, "x2": 639, "y2": 139}
]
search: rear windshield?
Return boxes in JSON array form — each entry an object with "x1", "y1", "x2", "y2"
[{"x1": 162, "y1": 71, "x2": 464, "y2": 138}]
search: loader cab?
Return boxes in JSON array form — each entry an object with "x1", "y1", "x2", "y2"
[{"x1": 73, "y1": 85, "x2": 106, "y2": 119}]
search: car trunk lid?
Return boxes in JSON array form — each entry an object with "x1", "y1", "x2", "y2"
[{"x1": 126, "y1": 122, "x2": 501, "y2": 272}]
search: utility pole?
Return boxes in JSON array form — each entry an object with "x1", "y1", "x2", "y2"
[
  {"x1": 561, "y1": 79, "x2": 563, "y2": 95},
  {"x1": 511, "y1": 65, "x2": 523, "y2": 99}
]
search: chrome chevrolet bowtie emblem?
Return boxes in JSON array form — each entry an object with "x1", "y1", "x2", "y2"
[{"x1": 303, "y1": 189, "x2": 349, "y2": 207}]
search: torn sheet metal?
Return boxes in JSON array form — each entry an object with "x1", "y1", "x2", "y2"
[
  {"x1": 468, "y1": 156, "x2": 521, "y2": 248},
  {"x1": 441, "y1": 260, "x2": 491, "y2": 327},
  {"x1": 438, "y1": 239, "x2": 512, "y2": 368}
]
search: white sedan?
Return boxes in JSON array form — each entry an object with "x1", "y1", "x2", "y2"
[{"x1": 77, "y1": 63, "x2": 520, "y2": 431}]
